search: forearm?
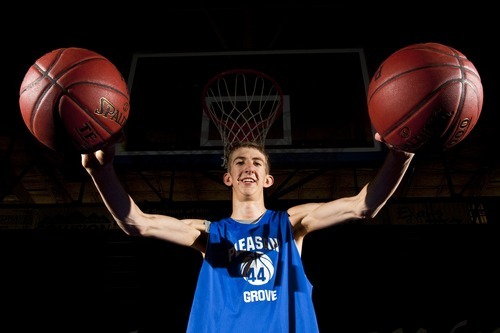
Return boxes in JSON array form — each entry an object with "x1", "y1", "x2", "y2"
[
  {"x1": 288, "y1": 149, "x2": 414, "y2": 233},
  {"x1": 89, "y1": 164, "x2": 143, "y2": 235},
  {"x1": 88, "y1": 164, "x2": 205, "y2": 248},
  {"x1": 363, "y1": 149, "x2": 414, "y2": 217}
]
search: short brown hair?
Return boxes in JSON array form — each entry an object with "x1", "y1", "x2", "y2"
[{"x1": 225, "y1": 141, "x2": 270, "y2": 173}]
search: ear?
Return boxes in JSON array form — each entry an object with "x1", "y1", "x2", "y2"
[
  {"x1": 264, "y1": 175, "x2": 274, "y2": 188},
  {"x1": 223, "y1": 172, "x2": 232, "y2": 186}
]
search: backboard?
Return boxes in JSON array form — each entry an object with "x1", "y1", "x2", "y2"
[{"x1": 116, "y1": 49, "x2": 383, "y2": 169}]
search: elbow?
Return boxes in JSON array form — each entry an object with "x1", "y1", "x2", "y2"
[
  {"x1": 358, "y1": 185, "x2": 391, "y2": 220},
  {"x1": 116, "y1": 224, "x2": 142, "y2": 237},
  {"x1": 359, "y1": 200, "x2": 388, "y2": 220},
  {"x1": 122, "y1": 228, "x2": 143, "y2": 237},
  {"x1": 361, "y1": 208, "x2": 380, "y2": 220},
  {"x1": 357, "y1": 208, "x2": 375, "y2": 220},
  {"x1": 357, "y1": 195, "x2": 387, "y2": 220},
  {"x1": 115, "y1": 216, "x2": 148, "y2": 237}
]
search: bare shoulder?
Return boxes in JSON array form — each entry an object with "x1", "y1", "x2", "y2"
[
  {"x1": 181, "y1": 218, "x2": 208, "y2": 233},
  {"x1": 287, "y1": 202, "x2": 323, "y2": 226},
  {"x1": 286, "y1": 203, "x2": 323, "y2": 250}
]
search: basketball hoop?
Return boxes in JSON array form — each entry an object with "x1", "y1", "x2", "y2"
[{"x1": 202, "y1": 68, "x2": 284, "y2": 167}]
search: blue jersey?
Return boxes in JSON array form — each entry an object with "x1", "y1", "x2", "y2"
[{"x1": 186, "y1": 210, "x2": 319, "y2": 333}]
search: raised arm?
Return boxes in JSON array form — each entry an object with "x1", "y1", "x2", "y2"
[
  {"x1": 290, "y1": 142, "x2": 414, "y2": 235},
  {"x1": 81, "y1": 143, "x2": 207, "y2": 253}
]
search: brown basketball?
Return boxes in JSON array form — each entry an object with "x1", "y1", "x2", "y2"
[
  {"x1": 19, "y1": 47, "x2": 130, "y2": 153},
  {"x1": 367, "y1": 42, "x2": 483, "y2": 152}
]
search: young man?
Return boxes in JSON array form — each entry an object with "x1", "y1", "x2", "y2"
[{"x1": 82, "y1": 137, "x2": 414, "y2": 332}]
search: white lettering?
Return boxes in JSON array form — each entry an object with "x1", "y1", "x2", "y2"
[
  {"x1": 243, "y1": 289, "x2": 278, "y2": 303},
  {"x1": 246, "y1": 236, "x2": 255, "y2": 251},
  {"x1": 229, "y1": 237, "x2": 280, "y2": 260},
  {"x1": 237, "y1": 238, "x2": 246, "y2": 251},
  {"x1": 254, "y1": 236, "x2": 263, "y2": 250}
]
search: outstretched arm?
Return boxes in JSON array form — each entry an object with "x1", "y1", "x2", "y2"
[
  {"x1": 82, "y1": 143, "x2": 207, "y2": 253},
  {"x1": 290, "y1": 138, "x2": 414, "y2": 235}
]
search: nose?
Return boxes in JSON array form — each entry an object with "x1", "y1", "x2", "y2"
[
  {"x1": 244, "y1": 167, "x2": 254, "y2": 174},
  {"x1": 243, "y1": 163, "x2": 256, "y2": 173}
]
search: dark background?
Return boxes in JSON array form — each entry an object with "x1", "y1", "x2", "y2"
[
  {"x1": 2, "y1": 3, "x2": 499, "y2": 332},
  {"x1": 2, "y1": 224, "x2": 498, "y2": 332}
]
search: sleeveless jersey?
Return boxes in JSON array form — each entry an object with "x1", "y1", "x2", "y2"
[{"x1": 186, "y1": 209, "x2": 319, "y2": 333}]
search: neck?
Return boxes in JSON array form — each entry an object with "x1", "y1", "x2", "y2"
[{"x1": 231, "y1": 201, "x2": 266, "y2": 221}]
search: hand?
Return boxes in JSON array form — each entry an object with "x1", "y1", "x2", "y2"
[
  {"x1": 81, "y1": 142, "x2": 116, "y2": 174},
  {"x1": 375, "y1": 132, "x2": 415, "y2": 155},
  {"x1": 374, "y1": 132, "x2": 395, "y2": 149}
]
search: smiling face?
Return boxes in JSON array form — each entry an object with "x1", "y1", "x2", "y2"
[{"x1": 223, "y1": 142, "x2": 274, "y2": 198}]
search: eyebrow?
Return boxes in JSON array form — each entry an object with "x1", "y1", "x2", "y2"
[{"x1": 233, "y1": 156, "x2": 265, "y2": 163}]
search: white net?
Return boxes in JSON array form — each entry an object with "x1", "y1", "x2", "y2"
[{"x1": 202, "y1": 69, "x2": 284, "y2": 167}]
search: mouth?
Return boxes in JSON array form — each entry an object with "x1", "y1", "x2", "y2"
[{"x1": 239, "y1": 177, "x2": 256, "y2": 183}]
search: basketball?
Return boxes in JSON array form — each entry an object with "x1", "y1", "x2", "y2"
[
  {"x1": 367, "y1": 42, "x2": 483, "y2": 152},
  {"x1": 19, "y1": 47, "x2": 130, "y2": 153}
]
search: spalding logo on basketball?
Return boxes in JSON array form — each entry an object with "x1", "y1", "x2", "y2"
[
  {"x1": 367, "y1": 42, "x2": 483, "y2": 152},
  {"x1": 19, "y1": 47, "x2": 130, "y2": 153}
]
